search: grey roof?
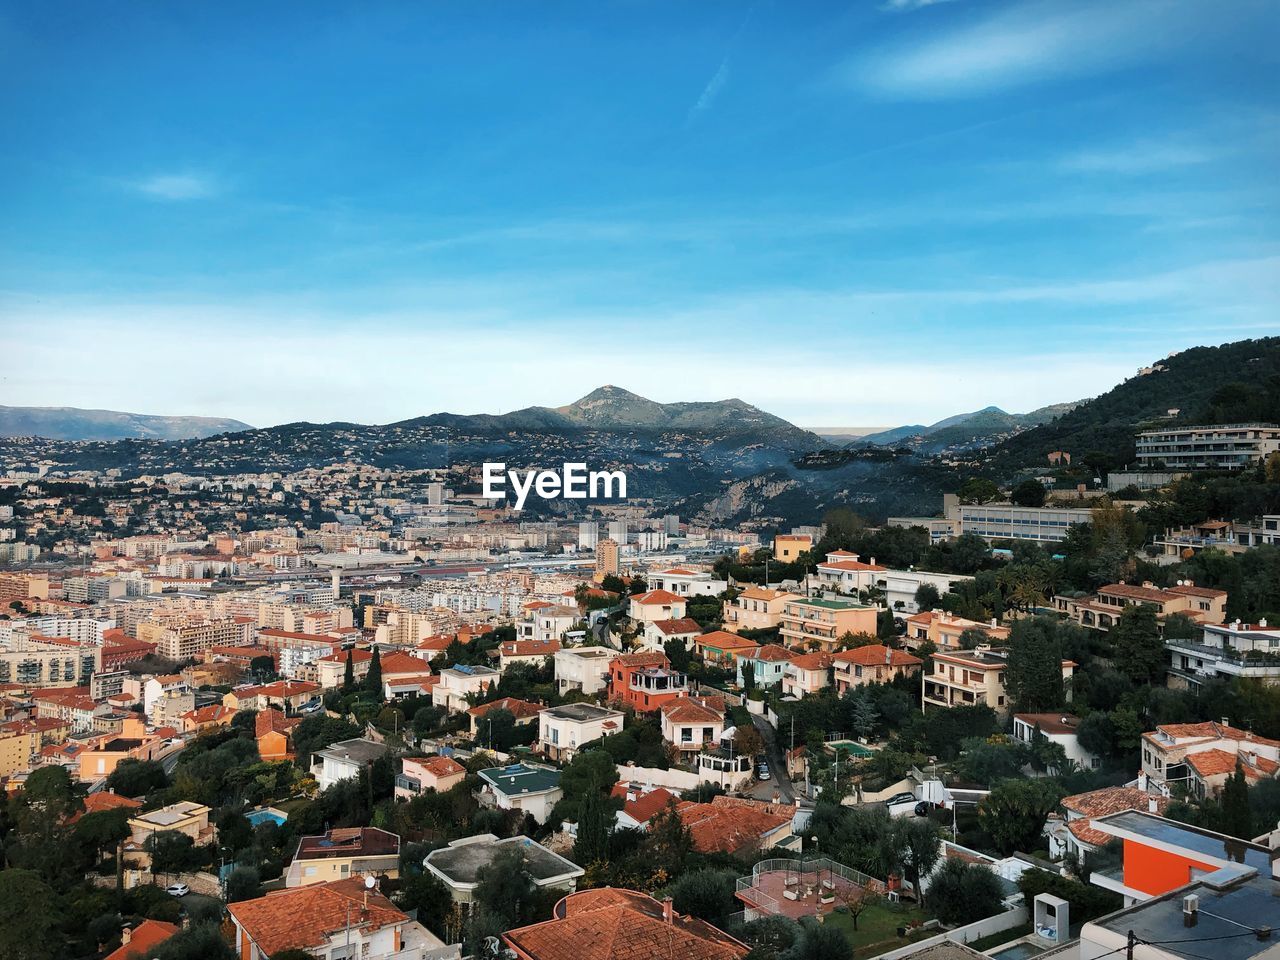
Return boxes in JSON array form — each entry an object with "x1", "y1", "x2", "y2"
[
  {"x1": 478, "y1": 762, "x2": 561, "y2": 797},
  {"x1": 892, "y1": 944, "x2": 987, "y2": 960},
  {"x1": 316, "y1": 737, "x2": 389, "y2": 766},
  {"x1": 426, "y1": 834, "x2": 583, "y2": 887},
  {"x1": 542, "y1": 702, "x2": 622, "y2": 723},
  {"x1": 1093, "y1": 873, "x2": 1278, "y2": 960}
]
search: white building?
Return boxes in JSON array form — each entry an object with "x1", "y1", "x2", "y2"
[
  {"x1": 1166, "y1": 619, "x2": 1280, "y2": 688},
  {"x1": 538, "y1": 703, "x2": 625, "y2": 762},
  {"x1": 434, "y1": 664, "x2": 500, "y2": 714},
  {"x1": 1012, "y1": 712, "x2": 1101, "y2": 771},
  {"x1": 554, "y1": 647, "x2": 615, "y2": 697},
  {"x1": 476, "y1": 763, "x2": 562, "y2": 824},
  {"x1": 311, "y1": 737, "x2": 389, "y2": 791},
  {"x1": 645, "y1": 567, "x2": 727, "y2": 598},
  {"x1": 577, "y1": 521, "x2": 599, "y2": 551},
  {"x1": 1135, "y1": 422, "x2": 1280, "y2": 470}
]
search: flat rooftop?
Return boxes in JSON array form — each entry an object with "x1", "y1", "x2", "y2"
[
  {"x1": 131, "y1": 801, "x2": 208, "y2": 826},
  {"x1": 1092, "y1": 811, "x2": 1273, "y2": 874},
  {"x1": 426, "y1": 834, "x2": 582, "y2": 885},
  {"x1": 543, "y1": 702, "x2": 621, "y2": 722},
  {"x1": 1093, "y1": 874, "x2": 1278, "y2": 960}
]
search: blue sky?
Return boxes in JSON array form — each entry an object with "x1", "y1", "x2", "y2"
[{"x1": 1, "y1": 0, "x2": 1278, "y2": 429}]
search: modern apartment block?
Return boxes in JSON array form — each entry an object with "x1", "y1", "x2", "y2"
[
  {"x1": 778, "y1": 597, "x2": 878, "y2": 651},
  {"x1": 1166, "y1": 619, "x2": 1280, "y2": 688},
  {"x1": 922, "y1": 647, "x2": 1075, "y2": 715},
  {"x1": 1135, "y1": 422, "x2": 1280, "y2": 470}
]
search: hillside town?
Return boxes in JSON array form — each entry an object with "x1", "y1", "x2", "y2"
[{"x1": 1, "y1": 413, "x2": 1278, "y2": 960}]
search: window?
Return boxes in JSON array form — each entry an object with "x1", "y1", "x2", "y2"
[{"x1": 681, "y1": 727, "x2": 692, "y2": 743}]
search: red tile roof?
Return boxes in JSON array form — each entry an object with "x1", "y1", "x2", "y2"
[
  {"x1": 660, "y1": 696, "x2": 725, "y2": 724},
  {"x1": 651, "y1": 618, "x2": 702, "y2": 636},
  {"x1": 631, "y1": 590, "x2": 685, "y2": 606},
  {"x1": 104, "y1": 919, "x2": 179, "y2": 960},
  {"x1": 675, "y1": 797, "x2": 792, "y2": 855},
  {"x1": 833, "y1": 644, "x2": 922, "y2": 667},
  {"x1": 610, "y1": 784, "x2": 678, "y2": 826},
  {"x1": 227, "y1": 878, "x2": 407, "y2": 956},
  {"x1": 469, "y1": 697, "x2": 544, "y2": 721}
]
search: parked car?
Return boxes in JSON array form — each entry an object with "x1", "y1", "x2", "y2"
[
  {"x1": 885, "y1": 792, "x2": 920, "y2": 817},
  {"x1": 757, "y1": 763, "x2": 771, "y2": 781},
  {"x1": 166, "y1": 883, "x2": 190, "y2": 897}
]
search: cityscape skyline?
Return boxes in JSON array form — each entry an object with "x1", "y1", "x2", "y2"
[{"x1": 3, "y1": 1, "x2": 1278, "y2": 426}]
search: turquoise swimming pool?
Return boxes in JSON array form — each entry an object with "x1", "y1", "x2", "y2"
[{"x1": 246, "y1": 808, "x2": 287, "y2": 827}]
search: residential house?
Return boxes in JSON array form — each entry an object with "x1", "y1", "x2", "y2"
[
  {"x1": 434, "y1": 664, "x2": 500, "y2": 714},
  {"x1": 723, "y1": 587, "x2": 798, "y2": 634},
  {"x1": 611, "y1": 655, "x2": 689, "y2": 712},
  {"x1": 734, "y1": 644, "x2": 795, "y2": 689},
  {"x1": 1046, "y1": 786, "x2": 1170, "y2": 862},
  {"x1": 530, "y1": 605, "x2": 579, "y2": 644},
  {"x1": 610, "y1": 782, "x2": 680, "y2": 831},
  {"x1": 255, "y1": 707, "x2": 300, "y2": 762},
  {"x1": 312, "y1": 737, "x2": 390, "y2": 791},
  {"x1": 77, "y1": 717, "x2": 168, "y2": 781},
  {"x1": 1012, "y1": 713, "x2": 1101, "y2": 771},
  {"x1": 499, "y1": 639, "x2": 561, "y2": 671},
  {"x1": 223, "y1": 680, "x2": 319, "y2": 713},
  {"x1": 178, "y1": 703, "x2": 235, "y2": 734},
  {"x1": 554, "y1": 646, "x2": 615, "y2": 697},
  {"x1": 674, "y1": 796, "x2": 795, "y2": 856},
  {"x1": 646, "y1": 568, "x2": 727, "y2": 598},
  {"x1": 142, "y1": 675, "x2": 190, "y2": 717},
  {"x1": 779, "y1": 597, "x2": 878, "y2": 652},
  {"x1": 284, "y1": 826, "x2": 400, "y2": 887},
  {"x1": 780, "y1": 652, "x2": 834, "y2": 699},
  {"x1": 469, "y1": 696, "x2": 543, "y2": 739},
  {"x1": 1139, "y1": 721, "x2": 1280, "y2": 799},
  {"x1": 538, "y1": 703, "x2": 625, "y2": 762},
  {"x1": 1056, "y1": 580, "x2": 1229, "y2": 631},
  {"x1": 902, "y1": 610, "x2": 1009, "y2": 652},
  {"x1": 694, "y1": 631, "x2": 761, "y2": 666},
  {"x1": 773, "y1": 534, "x2": 812, "y2": 562},
  {"x1": 503, "y1": 887, "x2": 747, "y2": 960},
  {"x1": 660, "y1": 695, "x2": 726, "y2": 754},
  {"x1": 641, "y1": 616, "x2": 702, "y2": 651},
  {"x1": 476, "y1": 763, "x2": 562, "y2": 824},
  {"x1": 396, "y1": 755, "x2": 467, "y2": 799},
  {"x1": 1166, "y1": 619, "x2": 1280, "y2": 688},
  {"x1": 126, "y1": 801, "x2": 214, "y2": 865},
  {"x1": 922, "y1": 648, "x2": 1075, "y2": 716},
  {"x1": 426, "y1": 834, "x2": 583, "y2": 907},
  {"x1": 311, "y1": 647, "x2": 372, "y2": 689},
  {"x1": 628, "y1": 590, "x2": 687, "y2": 625},
  {"x1": 227, "y1": 877, "x2": 444, "y2": 960},
  {"x1": 104, "y1": 920, "x2": 179, "y2": 960},
  {"x1": 832, "y1": 645, "x2": 922, "y2": 694}
]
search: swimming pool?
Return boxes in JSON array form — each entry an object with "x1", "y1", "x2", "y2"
[
  {"x1": 246, "y1": 808, "x2": 287, "y2": 827},
  {"x1": 989, "y1": 942, "x2": 1045, "y2": 960}
]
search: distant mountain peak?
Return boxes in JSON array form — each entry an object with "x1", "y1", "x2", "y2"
[{"x1": 0, "y1": 405, "x2": 252, "y2": 442}]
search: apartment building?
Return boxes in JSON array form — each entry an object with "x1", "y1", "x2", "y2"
[
  {"x1": 0, "y1": 634, "x2": 101, "y2": 687},
  {"x1": 553, "y1": 646, "x2": 615, "y2": 697},
  {"x1": 594, "y1": 538, "x2": 620, "y2": 578},
  {"x1": 922, "y1": 648, "x2": 1074, "y2": 715},
  {"x1": 953, "y1": 502, "x2": 1093, "y2": 543},
  {"x1": 1166, "y1": 619, "x2": 1280, "y2": 688},
  {"x1": 538, "y1": 702, "x2": 625, "y2": 761},
  {"x1": 137, "y1": 615, "x2": 255, "y2": 660},
  {"x1": 1057, "y1": 580, "x2": 1228, "y2": 631},
  {"x1": 645, "y1": 567, "x2": 727, "y2": 597},
  {"x1": 1139, "y1": 721, "x2": 1280, "y2": 799},
  {"x1": 723, "y1": 587, "x2": 798, "y2": 633},
  {"x1": 772, "y1": 533, "x2": 812, "y2": 562},
  {"x1": 902, "y1": 610, "x2": 1009, "y2": 652},
  {"x1": 832, "y1": 644, "x2": 922, "y2": 694},
  {"x1": 1135, "y1": 422, "x2": 1280, "y2": 470},
  {"x1": 778, "y1": 597, "x2": 878, "y2": 652}
]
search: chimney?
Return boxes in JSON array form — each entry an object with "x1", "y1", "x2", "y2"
[
  {"x1": 1183, "y1": 893, "x2": 1199, "y2": 927},
  {"x1": 662, "y1": 897, "x2": 675, "y2": 924},
  {"x1": 120, "y1": 924, "x2": 133, "y2": 946},
  {"x1": 1262, "y1": 618, "x2": 1269, "y2": 628},
  {"x1": 885, "y1": 647, "x2": 893, "y2": 665},
  {"x1": 1149, "y1": 798, "x2": 1158, "y2": 813}
]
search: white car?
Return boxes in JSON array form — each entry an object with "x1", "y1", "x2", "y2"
[
  {"x1": 166, "y1": 883, "x2": 190, "y2": 897},
  {"x1": 757, "y1": 763, "x2": 771, "y2": 781}
]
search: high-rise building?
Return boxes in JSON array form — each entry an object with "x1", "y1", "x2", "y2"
[
  {"x1": 578, "y1": 521, "x2": 599, "y2": 550},
  {"x1": 595, "y1": 539, "x2": 620, "y2": 579},
  {"x1": 662, "y1": 514, "x2": 680, "y2": 535},
  {"x1": 607, "y1": 520, "x2": 629, "y2": 544}
]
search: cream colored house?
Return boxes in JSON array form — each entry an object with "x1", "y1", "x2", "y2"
[{"x1": 723, "y1": 587, "x2": 798, "y2": 633}]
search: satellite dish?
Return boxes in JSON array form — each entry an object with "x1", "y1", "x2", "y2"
[{"x1": 365, "y1": 875, "x2": 376, "y2": 890}]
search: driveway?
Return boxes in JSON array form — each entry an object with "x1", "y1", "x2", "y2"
[{"x1": 749, "y1": 713, "x2": 795, "y2": 803}]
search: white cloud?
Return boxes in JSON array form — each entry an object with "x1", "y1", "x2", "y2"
[
  {"x1": 879, "y1": 0, "x2": 958, "y2": 12},
  {"x1": 132, "y1": 173, "x2": 217, "y2": 201},
  {"x1": 687, "y1": 55, "x2": 731, "y2": 123},
  {"x1": 1059, "y1": 140, "x2": 1218, "y2": 174},
  {"x1": 843, "y1": 0, "x2": 1231, "y2": 99}
]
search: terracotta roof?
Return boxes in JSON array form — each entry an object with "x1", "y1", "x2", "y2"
[
  {"x1": 104, "y1": 919, "x2": 179, "y2": 960},
  {"x1": 378, "y1": 651, "x2": 434, "y2": 675},
  {"x1": 228, "y1": 878, "x2": 407, "y2": 956},
  {"x1": 632, "y1": 590, "x2": 686, "y2": 606},
  {"x1": 1062, "y1": 787, "x2": 1169, "y2": 820},
  {"x1": 470, "y1": 697, "x2": 544, "y2": 721},
  {"x1": 610, "y1": 784, "x2": 679, "y2": 826},
  {"x1": 237, "y1": 680, "x2": 319, "y2": 699},
  {"x1": 182, "y1": 704, "x2": 234, "y2": 725},
  {"x1": 1149, "y1": 722, "x2": 1280, "y2": 748},
  {"x1": 612, "y1": 651, "x2": 669, "y2": 669},
  {"x1": 675, "y1": 797, "x2": 792, "y2": 855},
  {"x1": 255, "y1": 707, "x2": 301, "y2": 739},
  {"x1": 319, "y1": 648, "x2": 373, "y2": 664},
  {"x1": 651, "y1": 617, "x2": 702, "y2": 636},
  {"x1": 1187, "y1": 749, "x2": 1247, "y2": 779},
  {"x1": 694, "y1": 631, "x2": 759, "y2": 652},
  {"x1": 833, "y1": 644, "x2": 922, "y2": 667},
  {"x1": 505, "y1": 889, "x2": 746, "y2": 960},
  {"x1": 70, "y1": 790, "x2": 143, "y2": 823},
  {"x1": 413, "y1": 755, "x2": 467, "y2": 779},
  {"x1": 660, "y1": 696, "x2": 725, "y2": 724},
  {"x1": 736, "y1": 587, "x2": 793, "y2": 602},
  {"x1": 818, "y1": 558, "x2": 887, "y2": 572},
  {"x1": 501, "y1": 640, "x2": 562, "y2": 658},
  {"x1": 1066, "y1": 818, "x2": 1113, "y2": 848},
  {"x1": 788, "y1": 652, "x2": 834, "y2": 670},
  {"x1": 747, "y1": 644, "x2": 794, "y2": 663},
  {"x1": 1098, "y1": 583, "x2": 1173, "y2": 603}
]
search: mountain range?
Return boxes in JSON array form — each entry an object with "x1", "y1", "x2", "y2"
[
  {"x1": 3, "y1": 336, "x2": 1277, "y2": 528},
  {"x1": 0, "y1": 405, "x2": 253, "y2": 441}
]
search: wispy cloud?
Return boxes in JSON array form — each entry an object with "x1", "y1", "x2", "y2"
[
  {"x1": 1058, "y1": 140, "x2": 1218, "y2": 174},
  {"x1": 687, "y1": 56, "x2": 731, "y2": 123},
  {"x1": 879, "y1": 0, "x2": 958, "y2": 12},
  {"x1": 132, "y1": 173, "x2": 218, "y2": 201},
  {"x1": 841, "y1": 0, "x2": 1247, "y2": 99}
]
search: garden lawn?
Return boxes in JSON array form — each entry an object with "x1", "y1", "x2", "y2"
[{"x1": 821, "y1": 901, "x2": 933, "y2": 959}]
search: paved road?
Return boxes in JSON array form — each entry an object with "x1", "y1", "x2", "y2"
[{"x1": 750, "y1": 712, "x2": 796, "y2": 803}]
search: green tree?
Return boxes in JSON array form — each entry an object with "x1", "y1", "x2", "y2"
[
  {"x1": 894, "y1": 817, "x2": 942, "y2": 906},
  {"x1": 574, "y1": 783, "x2": 613, "y2": 866},
  {"x1": 365, "y1": 646, "x2": 383, "y2": 696},
  {"x1": 1220, "y1": 763, "x2": 1253, "y2": 840},
  {"x1": 1003, "y1": 617, "x2": 1066, "y2": 712},
  {"x1": 1011, "y1": 479, "x2": 1048, "y2": 508},
  {"x1": 226, "y1": 865, "x2": 264, "y2": 902},
  {"x1": 106, "y1": 758, "x2": 169, "y2": 797},
  {"x1": 646, "y1": 801, "x2": 694, "y2": 876},
  {"x1": 342, "y1": 649, "x2": 355, "y2": 693},
  {"x1": 669, "y1": 868, "x2": 739, "y2": 926},
  {"x1": 397, "y1": 872, "x2": 453, "y2": 938},
  {"x1": 914, "y1": 583, "x2": 942, "y2": 610},
  {"x1": 0, "y1": 869, "x2": 60, "y2": 959},
  {"x1": 927, "y1": 859, "x2": 1005, "y2": 925},
  {"x1": 154, "y1": 923, "x2": 237, "y2": 960},
  {"x1": 958, "y1": 627, "x2": 990, "y2": 650},
  {"x1": 979, "y1": 779, "x2": 1065, "y2": 856},
  {"x1": 471, "y1": 847, "x2": 535, "y2": 942},
  {"x1": 146, "y1": 830, "x2": 199, "y2": 876},
  {"x1": 957, "y1": 478, "x2": 1000, "y2": 505},
  {"x1": 1110, "y1": 605, "x2": 1165, "y2": 685},
  {"x1": 783, "y1": 918, "x2": 851, "y2": 960},
  {"x1": 74, "y1": 808, "x2": 131, "y2": 863}
]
